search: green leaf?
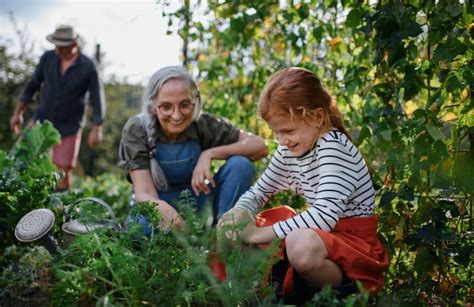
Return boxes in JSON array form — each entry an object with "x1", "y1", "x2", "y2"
[
  {"x1": 431, "y1": 208, "x2": 446, "y2": 224},
  {"x1": 12, "y1": 121, "x2": 61, "y2": 161},
  {"x1": 404, "y1": 21, "x2": 423, "y2": 37},
  {"x1": 297, "y1": 3, "x2": 309, "y2": 19},
  {"x1": 453, "y1": 152, "x2": 474, "y2": 193},
  {"x1": 358, "y1": 125, "x2": 372, "y2": 143},
  {"x1": 380, "y1": 191, "x2": 396, "y2": 206},
  {"x1": 413, "y1": 109, "x2": 428, "y2": 124},
  {"x1": 400, "y1": 186, "x2": 414, "y2": 201},
  {"x1": 455, "y1": 245, "x2": 473, "y2": 267},
  {"x1": 432, "y1": 139, "x2": 448, "y2": 158},
  {"x1": 416, "y1": 223, "x2": 434, "y2": 243},
  {"x1": 379, "y1": 130, "x2": 392, "y2": 141},
  {"x1": 447, "y1": 2, "x2": 463, "y2": 17},
  {"x1": 425, "y1": 124, "x2": 446, "y2": 141},
  {"x1": 414, "y1": 247, "x2": 435, "y2": 273},
  {"x1": 433, "y1": 39, "x2": 467, "y2": 62},
  {"x1": 312, "y1": 26, "x2": 325, "y2": 41},
  {"x1": 372, "y1": 83, "x2": 393, "y2": 104},
  {"x1": 346, "y1": 9, "x2": 362, "y2": 28},
  {"x1": 407, "y1": 41, "x2": 418, "y2": 58},
  {"x1": 388, "y1": 45, "x2": 406, "y2": 66},
  {"x1": 0, "y1": 150, "x2": 11, "y2": 171},
  {"x1": 444, "y1": 71, "x2": 463, "y2": 92}
]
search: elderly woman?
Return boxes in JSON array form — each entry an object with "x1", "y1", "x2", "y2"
[{"x1": 119, "y1": 66, "x2": 268, "y2": 232}]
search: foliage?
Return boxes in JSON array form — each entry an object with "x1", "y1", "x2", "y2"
[
  {"x1": 0, "y1": 189, "x2": 372, "y2": 306},
  {"x1": 73, "y1": 172, "x2": 133, "y2": 225},
  {"x1": 0, "y1": 15, "x2": 37, "y2": 150},
  {"x1": 0, "y1": 121, "x2": 60, "y2": 250},
  {"x1": 78, "y1": 81, "x2": 143, "y2": 176},
  {"x1": 161, "y1": 0, "x2": 473, "y2": 304},
  {"x1": 51, "y1": 193, "x2": 277, "y2": 306},
  {"x1": 49, "y1": 191, "x2": 370, "y2": 306},
  {"x1": 0, "y1": 245, "x2": 53, "y2": 306}
]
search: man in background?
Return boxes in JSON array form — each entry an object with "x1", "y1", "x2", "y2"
[{"x1": 9, "y1": 24, "x2": 106, "y2": 190}]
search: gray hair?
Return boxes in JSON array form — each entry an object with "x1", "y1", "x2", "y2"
[{"x1": 140, "y1": 66, "x2": 201, "y2": 191}]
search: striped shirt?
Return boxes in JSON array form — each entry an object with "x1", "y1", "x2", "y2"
[{"x1": 234, "y1": 129, "x2": 375, "y2": 238}]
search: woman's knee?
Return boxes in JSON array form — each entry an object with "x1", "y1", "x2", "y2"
[
  {"x1": 223, "y1": 155, "x2": 255, "y2": 178},
  {"x1": 286, "y1": 229, "x2": 326, "y2": 272},
  {"x1": 127, "y1": 214, "x2": 152, "y2": 236}
]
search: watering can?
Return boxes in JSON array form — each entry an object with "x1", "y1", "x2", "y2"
[
  {"x1": 15, "y1": 197, "x2": 121, "y2": 253},
  {"x1": 62, "y1": 197, "x2": 121, "y2": 248}
]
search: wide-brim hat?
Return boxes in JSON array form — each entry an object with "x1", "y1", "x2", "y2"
[{"x1": 46, "y1": 25, "x2": 79, "y2": 47}]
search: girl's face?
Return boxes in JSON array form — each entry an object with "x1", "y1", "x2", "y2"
[
  {"x1": 266, "y1": 108, "x2": 324, "y2": 157},
  {"x1": 154, "y1": 79, "x2": 195, "y2": 141}
]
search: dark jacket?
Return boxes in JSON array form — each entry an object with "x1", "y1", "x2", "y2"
[{"x1": 19, "y1": 50, "x2": 105, "y2": 136}]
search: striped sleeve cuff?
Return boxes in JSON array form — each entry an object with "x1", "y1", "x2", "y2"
[
  {"x1": 272, "y1": 222, "x2": 287, "y2": 238},
  {"x1": 233, "y1": 192, "x2": 260, "y2": 216}
]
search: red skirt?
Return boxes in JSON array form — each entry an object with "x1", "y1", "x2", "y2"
[{"x1": 256, "y1": 206, "x2": 389, "y2": 295}]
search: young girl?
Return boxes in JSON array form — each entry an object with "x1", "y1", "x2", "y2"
[{"x1": 218, "y1": 67, "x2": 388, "y2": 300}]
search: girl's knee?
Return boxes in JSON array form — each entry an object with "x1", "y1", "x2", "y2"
[{"x1": 286, "y1": 229, "x2": 326, "y2": 272}]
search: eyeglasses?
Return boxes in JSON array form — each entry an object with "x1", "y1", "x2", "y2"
[{"x1": 156, "y1": 101, "x2": 195, "y2": 116}]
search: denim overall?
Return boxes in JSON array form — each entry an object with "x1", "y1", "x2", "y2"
[{"x1": 129, "y1": 140, "x2": 255, "y2": 235}]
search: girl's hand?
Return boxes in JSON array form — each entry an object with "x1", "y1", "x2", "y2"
[
  {"x1": 156, "y1": 200, "x2": 185, "y2": 231},
  {"x1": 217, "y1": 208, "x2": 255, "y2": 241},
  {"x1": 217, "y1": 208, "x2": 254, "y2": 228},
  {"x1": 191, "y1": 150, "x2": 215, "y2": 196},
  {"x1": 241, "y1": 224, "x2": 276, "y2": 244}
]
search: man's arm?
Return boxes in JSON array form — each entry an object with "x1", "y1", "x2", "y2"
[
  {"x1": 87, "y1": 124, "x2": 103, "y2": 150},
  {"x1": 10, "y1": 53, "x2": 47, "y2": 133},
  {"x1": 9, "y1": 100, "x2": 28, "y2": 134}
]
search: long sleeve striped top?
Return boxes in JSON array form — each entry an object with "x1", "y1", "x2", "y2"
[{"x1": 234, "y1": 129, "x2": 376, "y2": 238}]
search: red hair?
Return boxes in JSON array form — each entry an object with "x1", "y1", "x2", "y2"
[{"x1": 259, "y1": 67, "x2": 351, "y2": 140}]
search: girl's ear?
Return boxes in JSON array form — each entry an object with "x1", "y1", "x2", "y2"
[{"x1": 308, "y1": 107, "x2": 325, "y2": 127}]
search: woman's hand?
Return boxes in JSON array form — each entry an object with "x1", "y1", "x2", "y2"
[
  {"x1": 156, "y1": 199, "x2": 185, "y2": 231},
  {"x1": 191, "y1": 149, "x2": 215, "y2": 195},
  {"x1": 130, "y1": 169, "x2": 185, "y2": 231}
]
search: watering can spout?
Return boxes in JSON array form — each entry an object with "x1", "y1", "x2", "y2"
[
  {"x1": 62, "y1": 197, "x2": 121, "y2": 248},
  {"x1": 15, "y1": 208, "x2": 59, "y2": 254}
]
